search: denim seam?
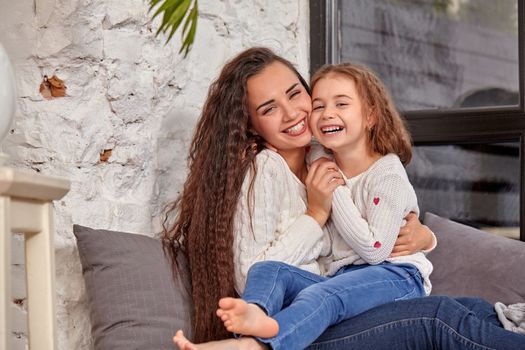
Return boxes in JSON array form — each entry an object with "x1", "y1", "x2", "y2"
[
  {"x1": 310, "y1": 317, "x2": 495, "y2": 350},
  {"x1": 331, "y1": 273, "x2": 421, "y2": 301},
  {"x1": 435, "y1": 318, "x2": 495, "y2": 350}
]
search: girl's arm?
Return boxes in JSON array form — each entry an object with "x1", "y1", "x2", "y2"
[
  {"x1": 304, "y1": 157, "x2": 345, "y2": 226},
  {"x1": 330, "y1": 172, "x2": 413, "y2": 264},
  {"x1": 391, "y1": 213, "x2": 437, "y2": 257}
]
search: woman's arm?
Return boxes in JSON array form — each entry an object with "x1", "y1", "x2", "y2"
[
  {"x1": 234, "y1": 152, "x2": 329, "y2": 291},
  {"x1": 390, "y1": 213, "x2": 437, "y2": 257}
]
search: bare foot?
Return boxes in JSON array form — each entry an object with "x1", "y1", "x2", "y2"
[
  {"x1": 172, "y1": 330, "x2": 266, "y2": 350},
  {"x1": 173, "y1": 330, "x2": 197, "y2": 350},
  {"x1": 217, "y1": 297, "x2": 279, "y2": 338}
]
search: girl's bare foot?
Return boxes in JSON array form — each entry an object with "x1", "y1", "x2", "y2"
[
  {"x1": 172, "y1": 330, "x2": 266, "y2": 350},
  {"x1": 217, "y1": 297, "x2": 279, "y2": 338}
]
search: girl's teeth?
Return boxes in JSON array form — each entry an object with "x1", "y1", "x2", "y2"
[
  {"x1": 322, "y1": 126, "x2": 343, "y2": 133},
  {"x1": 285, "y1": 120, "x2": 304, "y2": 134}
]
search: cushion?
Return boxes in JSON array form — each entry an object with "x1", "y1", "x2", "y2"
[
  {"x1": 73, "y1": 225, "x2": 192, "y2": 350},
  {"x1": 425, "y1": 212, "x2": 525, "y2": 304}
]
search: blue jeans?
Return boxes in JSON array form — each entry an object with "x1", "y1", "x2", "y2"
[
  {"x1": 242, "y1": 260, "x2": 425, "y2": 350},
  {"x1": 307, "y1": 296, "x2": 525, "y2": 350}
]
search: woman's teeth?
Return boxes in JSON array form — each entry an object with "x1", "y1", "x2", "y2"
[{"x1": 284, "y1": 120, "x2": 305, "y2": 134}]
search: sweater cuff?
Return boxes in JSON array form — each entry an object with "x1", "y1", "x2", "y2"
[
  {"x1": 298, "y1": 214, "x2": 325, "y2": 240},
  {"x1": 422, "y1": 229, "x2": 437, "y2": 254}
]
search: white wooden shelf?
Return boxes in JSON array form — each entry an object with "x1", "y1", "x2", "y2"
[{"x1": 0, "y1": 167, "x2": 70, "y2": 350}]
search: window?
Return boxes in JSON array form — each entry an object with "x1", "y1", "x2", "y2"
[{"x1": 310, "y1": 0, "x2": 525, "y2": 240}]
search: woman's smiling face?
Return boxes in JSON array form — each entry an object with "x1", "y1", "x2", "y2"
[{"x1": 247, "y1": 61, "x2": 312, "y2": 152}]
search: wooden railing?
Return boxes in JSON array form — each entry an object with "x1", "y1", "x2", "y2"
[{"x1": 0, "y1": 167, "x2": 70, "y2": 350}]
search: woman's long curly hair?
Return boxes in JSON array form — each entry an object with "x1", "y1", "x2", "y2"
[
  {"x1": 311, "y1": 63, "x2": 412, "y2": 165},
  {"x1": 162, "y1": 47, "x2": 309, "y2": 342}
]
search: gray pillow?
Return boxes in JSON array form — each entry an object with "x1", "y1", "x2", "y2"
[
  {"x1": 425, "y1": 212, "x2": 525, "y2": 304},
  {"x1": 73, "y1": 225, "x2": 192, "y2": 350}
]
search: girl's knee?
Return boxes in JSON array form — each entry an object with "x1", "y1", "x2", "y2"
[
  {"x1": 250, "y1": 260, "x2": 287, "y2": 272},
  {"x1": 248, "y1": 261, "x2": 292, "y2": 279}
]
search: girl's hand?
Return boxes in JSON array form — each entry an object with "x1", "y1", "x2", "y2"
[
  {"x1": 305, "y1": 158, "x2": 345, "y2": 226},
  {"x1": 391, "y1": 213, "x2": 434, "y2": 257}
]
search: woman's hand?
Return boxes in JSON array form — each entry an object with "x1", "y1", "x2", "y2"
[
  {"x1": 305, "y1": 158, "x2": 345, "y2": 227},
  {"x1": 391, "y1": 213, "x2": 435, "y2": 257}
]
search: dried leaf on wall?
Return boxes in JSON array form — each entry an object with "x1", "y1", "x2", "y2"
[
  {"x1": 99, "y1": 149, "x2": 112, "y2": 162},
  {"x1": 39, "y1": 75, "x2": 67, "y2": 99},
  {"x1": 39, "y1": 77, "x2": 52, "y2": 99}
]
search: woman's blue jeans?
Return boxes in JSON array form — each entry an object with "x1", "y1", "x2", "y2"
[
  {"x1": 242, "y1": 260, "x2": 425, "y2": 350},
  {"x1": 308, "y1": 296, "x2": 525, "y2": 350}
]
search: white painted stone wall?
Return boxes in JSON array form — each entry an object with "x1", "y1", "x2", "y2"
[{"x1": 0, "y1": 0, "x2": 309, "y2": 348}]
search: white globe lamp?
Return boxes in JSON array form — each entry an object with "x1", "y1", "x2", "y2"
[{"x1": 0, "y1": 43, "x2": 16, "y2": 164}]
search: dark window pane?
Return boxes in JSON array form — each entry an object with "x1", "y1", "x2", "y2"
[
  {"x1": 338, "y1": 0, "x2": 519, "y2": 110},
  {"x1": 406, "y1": 142, "x2": 520, "y2": 239}
]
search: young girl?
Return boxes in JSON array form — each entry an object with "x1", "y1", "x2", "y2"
[
  {"x1": 309, "y1": 62, "x2": 433, "y2": 283},
  {"x1": 170, "y1": 48, "x2": 525, "y2": 350},
  {"x1": 193, "y1": 62, "x2": 432, "y2": 350}
]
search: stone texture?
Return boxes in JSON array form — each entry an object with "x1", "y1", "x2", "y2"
[{"x1": 0, "y1": 0, "x2": 309, "y2": 348}]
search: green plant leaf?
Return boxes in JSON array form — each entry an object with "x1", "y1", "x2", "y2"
[
  {"x1": 181, "y1": 0, "x2": 195, "y2": 35},
  {"x1": 180, "y1": 4, "x2": 198, "y2": 57},
  {"x1": 150, "y1": 0, "x2": 181, "y2": 22},
  {"x1": 152, "y1": 0, "x2": 184, "y2": 35},
  {"x1": 149, "y1": 0, "x2": 198, "y2": 57},
  {"x1": 165, "y1": 0, "x2": 192, "y2": 43},
  {"x1": 148, "y1": 0, "x2": 163, "y2": 12}
]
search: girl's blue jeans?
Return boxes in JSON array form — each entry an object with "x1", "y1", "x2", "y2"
[
  {"x1": 242, "y1": 260, "x2": 425, "y2": 350},
  {"x1": 308, "y1": 296, "x2": 525, "y2": 350}
]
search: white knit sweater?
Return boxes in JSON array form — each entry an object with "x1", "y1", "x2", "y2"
[
  {"x1": 232, "y1": 150, "x2": 331, "y2": 294},
  {"x1": 320, "y1": 153, "x2": 433, "y2": 294}
]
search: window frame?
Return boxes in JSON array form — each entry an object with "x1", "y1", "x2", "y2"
[{"x1": 310, "y1": 0, "x2": 525, "y2": 240}]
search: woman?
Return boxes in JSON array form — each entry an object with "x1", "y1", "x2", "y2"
[{"x1": 163, "y1": 47, "x2": 523, "y2": 349}]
